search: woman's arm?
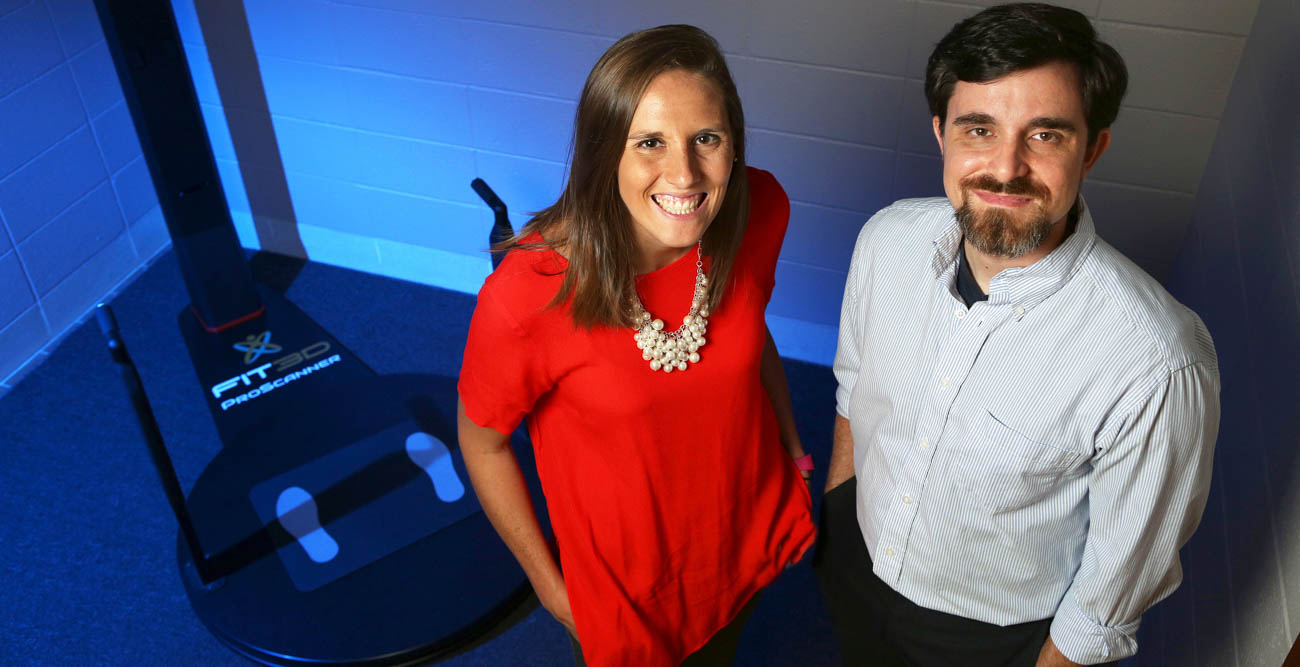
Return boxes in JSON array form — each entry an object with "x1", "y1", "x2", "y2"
[
  {"x1": 456, "y1": 398, "x2": 574, "y2": 634},
  {"x1": 759, "y1": 327, "x2": 810, "y2": 482}
]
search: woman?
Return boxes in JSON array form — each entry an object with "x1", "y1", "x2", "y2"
[{"x1": 457, "y1": 24, "x2": 815, "y2": 666}]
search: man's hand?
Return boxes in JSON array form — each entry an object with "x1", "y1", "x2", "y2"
[
  {"x1": 1036, "y1": 636, "x2": 1082, "y2": 667},
  {"x1": 824, "y1": 414, "x2": 855, "y2": 493}
]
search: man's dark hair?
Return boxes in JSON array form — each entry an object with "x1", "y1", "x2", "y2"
[{"x1": 924, "y1": 3, "x2": 1128, "y2": 145}]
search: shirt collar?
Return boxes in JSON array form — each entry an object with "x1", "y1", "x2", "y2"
[{"x1": 931, "y1": 198, "x2": 1097, "y2": 312}]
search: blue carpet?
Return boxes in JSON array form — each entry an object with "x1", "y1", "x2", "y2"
[{"x1": 0, "y1": 250, "x2": 841, "y2": 666}]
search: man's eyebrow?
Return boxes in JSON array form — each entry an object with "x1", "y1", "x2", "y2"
[
  {"x1": 952, "y1": 112, "x2": 995, "y2": 126},
  {"x1": 1029, "y1": 117, "x2": 1079, "y2": 132}
]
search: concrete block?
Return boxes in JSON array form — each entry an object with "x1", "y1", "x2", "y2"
[
  {"x1": 353, "y1": 132, "x2": 479, "y2": 205},
  {"x1": 0, "y1": 1, "x2": 64, "y2": 99},
  {"x1": 343, "y1": 68, "x2": 471, "y2": 144},
  {"x1": 128, "y1": 205, "x2": 169, "y2": 260},
  {"x1": 0, "y1": 306, "x2": 48, "y2": 384},
  {"x1": 472, "y1": 151, "x2": 566, "y2": 218},
  {"x1": 897, "y1": 78, "x2": 939, "y2": 156},
  {"x1": 0, "y1": 68, "x2": 85, "y2": 179},
  {"x1": 0, "y1": 1, "x2": 27, "y2": 18},
  {"x1": 748, "y1": 129, "x2": 896, "y2": 215},
  {"x1": 37, "y1": 231, "x2": 135, "y2": 338},
  {"x1": 197, "y1": 102, "x2": 234, "y2": 162},
  {"x1": 770, "y1": 259, "x2": 845, "y2": 326},
  {"x1": 1089, "y1": 107, "x2": 1217, "y2": 194},
  {"x1": 285, "y1": 171, "x2": 484, "y2": 254},
  {"x1": 731, "y1": 57, "x2": 904, "y2": 149},
  {"x1": 244, "y1": 0, "x2": 338, "y2": 64},
  {"x1": 905, "y1": 1, "x2": 980, "y2": 79},
  {"x1": 258, "y1": 57, "x2": 351, "y2": 126},
  {"x1": 1098, "y1": 0, "x2": 1258, "y2": 36},
  {"x1": 749, "y1": 0, "x2": 913, "y2": 75},
  {"x1": 0, "y1": 250, "x2": 33, "y2": 328},
  {"x1": 272, "y1": 116, "x2": 361, "y2": 182},
  {"x1": 215, "y1": 158, "x2": 250, "y2": 213},
  {"x1": 168, "y1": 0, "x2": 204, "y2": 45},
  {"x1": 462, "y1": 21, "x2": 609, "y2": 100},
  {"x1": 43, "y1": 0, "x2": 104, "y2": 56},
  {"x1": 783, "y1": 201, "x2": 866, "y2": 273},
  {"x1": 329, "y1": 4, "x2": 476, "y2": 83},
  {"x1": 469, "y1": 88, "x2": 575, "y2": 163},
  {"x1": 111, "y1": 156, "x2": 158, "y2": 224},
  {"x1": 1080, "y1": 180, "x2": 1194, "y2": 282},
  {"x1": 892, "y1": 152, "x2": 943, "y2": 203},
  {"x1": 1098, "y1": 22, "x2": 1245, "y2": 118},
  {"x1": 93, "y1": 101, "x2": 144, "y2": 173},
  {"x1": 18, "y1": 182, "x2": 122, "y2": 294},
  {"x1": 69, "y1": 41, "x2": 123, "y2": 118},
  {"x1": 957, "y1": 0, "x2": 1099, "y2": 14},
  {"x1": 596, "y1": 0, "x2": 744, "y2": 52},
  {"x1": 0, "y1": 126, "x2": 106, "y2": 242}
]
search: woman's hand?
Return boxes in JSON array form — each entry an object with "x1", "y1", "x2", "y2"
[
  {"x1": 458, "y1": 398, "x2": 575, "y2": 636},
  {"x1": 538, "y1": 576, "x2": 576, "y2": 636}
]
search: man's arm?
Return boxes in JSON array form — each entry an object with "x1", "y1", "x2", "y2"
[
  {"x1": 1047, "y1": 363, "x2": 1219, "y2": 664},
  {"x1": 1037, "y1": 637, "x2": 1081, "y2": 667},
  {"x1": 825, "y1": 414, "x2": 855, "y2": 493}
]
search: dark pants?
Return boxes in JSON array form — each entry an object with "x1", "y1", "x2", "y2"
[
  {"x1": 569, "y1": 591, "x2": 762, "y2": 667},
  {"x1": 814, "y1": 477, "x2": 1103, "y2": 667}
]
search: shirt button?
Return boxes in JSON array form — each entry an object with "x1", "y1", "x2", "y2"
[
  {"x1": 919, "y1": 437, "x2": 930, "y2": 450},
  {"x1": 939, "y1": 377, "x2": 951, "y2": 389},
  {"x1": 902, "y1": 494, "x2": 913, "y2": 505},
  {"x1": 885, "y1": 548, "x2": 896, "y2": 557},
  {"x1": 954, "y1": 308, "x2": 965, "y2": 319},
  {"x1": 1015, "y1": 305, "x2": 1026, "y2": 317}
]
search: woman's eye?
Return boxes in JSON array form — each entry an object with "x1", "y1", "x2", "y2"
[
  {"x1": 635, "y1": 138, "x2": 662, "y2": 149},
  {"x1": 694, "y1": 133, "x2": 720, "y2": 145}
]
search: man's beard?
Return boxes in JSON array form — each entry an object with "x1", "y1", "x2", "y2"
[{"x1": 955, "y1": 174, "x2": 1054, "y2": 258}]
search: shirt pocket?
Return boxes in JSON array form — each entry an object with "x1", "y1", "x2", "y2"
[{"x1": 958, "y1": 411, "x2": 1086, "y2": 514}]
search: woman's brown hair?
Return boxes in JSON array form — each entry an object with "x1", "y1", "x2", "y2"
[{"x1": 502, "y1": 24, "x2": 749, "y2": 329}]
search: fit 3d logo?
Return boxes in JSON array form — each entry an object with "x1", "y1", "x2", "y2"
[{"x1": 234, "y1": 330, "x2": 282, "y2": 364}]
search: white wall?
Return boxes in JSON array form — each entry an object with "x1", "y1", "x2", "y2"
[
  {"x1": 1159, "y1": 0, "x2": 1300, "y2": 663},
  {"x1": 171, "y1": 0, "x2": 1259, "y2": 365}
]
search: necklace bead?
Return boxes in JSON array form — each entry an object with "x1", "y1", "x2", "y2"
[{"x1": 630, "y1": 242, "x2": 710, "y2": 373}]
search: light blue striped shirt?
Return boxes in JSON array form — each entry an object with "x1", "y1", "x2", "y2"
[{"x1": 834, "y1": 198, "x2": 1220, "y2": 664}]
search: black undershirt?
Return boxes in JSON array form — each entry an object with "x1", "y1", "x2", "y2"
[{"x1": 956, "y1": 239, "x2": 989, "y2": 307}]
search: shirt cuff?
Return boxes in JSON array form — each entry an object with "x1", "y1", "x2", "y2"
[{"x1": 1049, "y1": 591, "x2": 1140, "y2": 665}]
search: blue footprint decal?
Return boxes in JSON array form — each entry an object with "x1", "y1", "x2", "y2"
[
  {"x1": 276, "y1": 486, "x2": 339, "y2": 564},
  {"x1": 405, "y1": 432, "x2": 465, "y2": 503}
]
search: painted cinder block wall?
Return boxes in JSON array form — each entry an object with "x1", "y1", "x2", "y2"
[
  {"x1": 0, "y1": 0, "x2": 167, "y2": 388},
  {"x1": 1155, "y1": 0, "x2": 1300, "y2": 663},
  {"x1": 171, "y1": 0, "x2": 1257, "y2": 365}
]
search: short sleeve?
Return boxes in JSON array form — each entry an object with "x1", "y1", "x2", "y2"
[
  {"x1": 457, "y1": 280, "x2": 554, "y2": 436},
  {"x1": 739, "y1": 167, "x2": 790, "y2": 303}
]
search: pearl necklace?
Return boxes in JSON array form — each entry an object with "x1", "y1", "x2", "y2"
[{"x1": 631, "y1": 243, "x2": 710, "y2": 373}]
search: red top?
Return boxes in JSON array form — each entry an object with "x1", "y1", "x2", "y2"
[{"x1": 458, "y1": 168, "x2": 815, "y2": 665}]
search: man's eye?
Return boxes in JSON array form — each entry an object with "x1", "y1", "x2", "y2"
[
  {"x1": 968, "y1": 127, "x2": 991, "y2": 138},
  {"x1": 1034, "y1": 131, "x2": 1060, "y2": 143}
]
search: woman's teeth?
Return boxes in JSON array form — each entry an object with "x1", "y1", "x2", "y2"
[{"x1": 653, "y1": 194, "x2": 702, "y2": 215}]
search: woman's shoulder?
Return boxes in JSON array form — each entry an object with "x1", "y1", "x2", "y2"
[
  {"x1": 745, "y1": 166, "x2": 789, "y2": 213},
  {"x1": 478, "y1": 234, "x2": 567, "y2": 324},
  {"x1": 741, "y1": 166, "x2": 790, "y2": 249}
]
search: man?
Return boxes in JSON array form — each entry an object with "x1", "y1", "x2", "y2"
[{"x1": 815, "y1": 4, "x2": 1220, "y2": 666}]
